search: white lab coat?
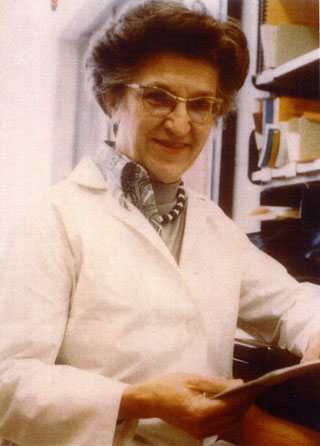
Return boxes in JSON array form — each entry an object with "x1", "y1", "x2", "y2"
[{"x1": 1, "y1": 156, "x2": 320, "y2": 446}]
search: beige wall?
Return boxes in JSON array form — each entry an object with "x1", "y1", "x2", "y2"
[{"x1": 0, "y1": 0, "x2": 98, "y2": 251}]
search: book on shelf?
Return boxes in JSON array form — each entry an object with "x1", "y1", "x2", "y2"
[
  {"x1": 260, "y1": 23, "x2": 318, "y2": 69},
  {"x1": 249, "y1": 205, "x2": 299, "y2": 221},
  {"x1": 263, "y1": 0, "x2": 319, "y2": 28},
  {"x1": 272, "y1": 96, "x2": 320, "y2": 123},
  {"x1": 252, "y1": 105, "x2": 263, "y2": 150},
  {"x1": 304, "y1": 111, "x2": 320, "y2": 123},
  {"x1": 258, "y1": 125, "x2": 280, "y2": 168},
  {"x1": 261, "y1": 97, "x2": 275, "y2": 133},
  {"x1": 256, "y1": 0, "x2": 319, "y2": 74},
  {"x1": 254, "y1": 98, "x2": 276, "y2": 161},
  {"x1": 253, "y1": 109, "x2": 263, "y2": 134},
  {"x1": 253, "y1": 98, "x2": 320, "y2": 171},
  {"x1": 254, "y1": 132, "x2": 263, "y2": 152},
  {"x1": 286, "y1": 113, "x2": 320, "y2": 163},
  {"x1": 274, "y1": 121, "x2": 289, "y2": 168},
  {"x1": 259, "y1": 96, "x2": 319, "y2": 138}
]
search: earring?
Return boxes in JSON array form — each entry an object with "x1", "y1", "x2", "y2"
[{"x1": 113, "y1": 123, "x2": 118, "y2": 136}]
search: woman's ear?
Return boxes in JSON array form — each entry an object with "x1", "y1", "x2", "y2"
[
  {"x1": 102, "y1": 90, "x2": 119, "y2": 118},
  {"x1": 102, "y1": 91, "x2": 122, "y2": 137}
]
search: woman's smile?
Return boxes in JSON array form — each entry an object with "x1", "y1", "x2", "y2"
[{"x1": 152, "y1": 138, "x2": 191, "y2": 153}]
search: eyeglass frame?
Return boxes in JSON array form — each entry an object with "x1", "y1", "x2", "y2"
[{"x1": 124, "y1": 83, "x2": 223, "y2": 124}]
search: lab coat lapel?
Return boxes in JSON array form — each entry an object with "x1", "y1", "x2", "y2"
[
  {"x1": 179, "y1": 190, "x2": 210, "y2": 282},
  {"x1": 103, "y1": 193, "x2": 179, "y2": 268},
  {"x1": 70, "y1": 157, "x2": 180, "y2": 270}
]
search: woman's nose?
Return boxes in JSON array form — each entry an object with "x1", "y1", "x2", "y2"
[{"x1": 163, "y1": 101, "x2": 191, "y2": 136}]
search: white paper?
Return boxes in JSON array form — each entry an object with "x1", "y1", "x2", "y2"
[{"x1": 207, "y1": 360, "x2": 320, "y2": 399}]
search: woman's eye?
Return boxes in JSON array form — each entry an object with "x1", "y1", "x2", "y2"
[
  {"x1": 190, "y1": 99, "x2": 211, "y2": 111},
  {"x1": 144, "y1": 90, "x2": 172, "y2": 106}
]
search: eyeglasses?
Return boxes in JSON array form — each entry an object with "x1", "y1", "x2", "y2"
[{"x1": 125, "y1": 84, "x2": 223, "y2": 124}]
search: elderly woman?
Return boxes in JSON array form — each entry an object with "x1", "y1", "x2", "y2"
[{"x1": 1, "y1": 1, "x2": 320, "y2": 445}]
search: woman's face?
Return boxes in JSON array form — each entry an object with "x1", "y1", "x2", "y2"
[{"x1": 108, "y1": 52, "x2": 220, "y2": 184}]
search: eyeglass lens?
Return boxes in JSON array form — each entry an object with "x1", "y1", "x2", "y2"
[{"x1": 141, "y1": 88, "x2": 220, "y2": 123}]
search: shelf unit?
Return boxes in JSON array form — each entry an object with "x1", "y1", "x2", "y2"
[
  {"x1": 252, "y1": 159, "x2": 320, "y2": 187},
  {"x1": 242, "y1": 0, "x2": 320, "y2": 282},
  {"x1": 250, "y1": 0, "x2": 320, "y2": 200},
  {"x1": 254, "y1": 48, "x2": 320, "y2": 98}
]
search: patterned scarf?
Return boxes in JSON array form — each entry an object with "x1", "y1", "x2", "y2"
[{"x1": 92, "y1": 142, "x2": 163, "y2": 234}]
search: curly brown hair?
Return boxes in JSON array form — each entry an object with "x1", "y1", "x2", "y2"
[{"x1": 85, "y1": 0, "x2": 249, "y2": 117}]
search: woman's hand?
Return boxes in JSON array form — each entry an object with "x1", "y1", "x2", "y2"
[
  {"x1": 301, "y1": 330, "x2": 320, "y2": 363},
  {"x1": 118, "y1": 372, "x2": 258, "y2": 439}
]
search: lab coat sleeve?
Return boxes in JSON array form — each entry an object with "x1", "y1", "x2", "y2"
[
  {"x1": 0, "y1": 200, "x2": 127, "y2": 446},
  {"x1": 237, "y1": 233, "x2": 320, "y2": 357}
]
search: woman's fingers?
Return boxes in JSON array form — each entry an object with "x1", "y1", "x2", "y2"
[
  {"x1": 187, "y1": 374, "x2": 244, "y2": 395},
  {"x1": 301, "y1": 330, "x2": 320, "y2": 363},
  {"x1": 119, "y1": 372, "x2": 254, "y2": 439}
]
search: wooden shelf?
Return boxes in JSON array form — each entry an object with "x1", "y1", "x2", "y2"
[
  {"x1": 252, "y1": 161, "x2": 320, "y2": 188},
  {"x1": 254, "y1": 48, "x2": 320, "y2": 98},
  {"x1": 262, "y1": 172, "x2": 320, "y2": 188}
]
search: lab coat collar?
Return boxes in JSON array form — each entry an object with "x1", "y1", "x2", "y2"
[
  {"x1": 69, "y1": 156, "x2": 107, "y2": 190},
  {"x1": 69, "y1": 156, "x2": 179, "y2": 268}
]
